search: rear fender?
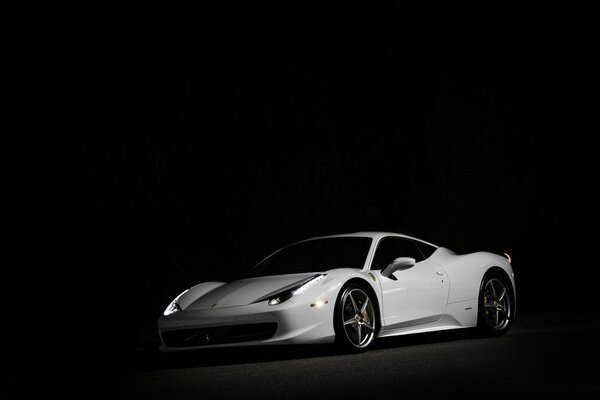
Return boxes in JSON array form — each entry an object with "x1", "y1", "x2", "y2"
[{"x1": 440, "y1": 251, "x2": 514, "y2": 304}]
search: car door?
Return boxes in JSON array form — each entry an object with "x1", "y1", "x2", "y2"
[{"x1": 371, "y1": 237, "x2": 449, "y2": 328}]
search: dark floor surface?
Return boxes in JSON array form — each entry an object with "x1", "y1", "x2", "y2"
[{"x1": 5, "y1": 308, "x2": 599, "y2": 399}]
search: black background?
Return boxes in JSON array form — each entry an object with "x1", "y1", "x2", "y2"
[{"x1": 24, "y1": 3, "x2": 598, "y2": 367}]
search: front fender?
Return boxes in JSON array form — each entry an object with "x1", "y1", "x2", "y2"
[
  {"x1": 324, "y1": 268, "x2": 383, "y2": 327},
  {"x1": 177, "y1": 282, "x2": 226, "y2": 310}
]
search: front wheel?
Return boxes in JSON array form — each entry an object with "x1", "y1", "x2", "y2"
[
  {"x1": 334, "y1": 283, "x2": 377, "y2": 352},
  {"x1": 477, "y1": 272, "x2": 514, "y2": 336}
]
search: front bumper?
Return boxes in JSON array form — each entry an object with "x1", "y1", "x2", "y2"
[{"x1": 157, "y1": 298, "x2": 336, "y2": 351}]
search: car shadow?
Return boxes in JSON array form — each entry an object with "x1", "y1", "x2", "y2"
[
  {"x1": 119, "y1": 327, "x2": 479, "y2": 372},
  {"x1": 372, "y1": 327, "x2": 479, "y2": 350}
]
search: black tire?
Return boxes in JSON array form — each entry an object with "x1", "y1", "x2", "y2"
[
  {"x1": 333, "y1": 282, "x2": 378, "y2": 352},
  {"x1": 477, "y1": 270, "x2": 514, "y2": 337}
]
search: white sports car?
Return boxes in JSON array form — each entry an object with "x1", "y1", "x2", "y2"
[{"x1": 158, "y1": 232, "x2": 516, "y2": 352}]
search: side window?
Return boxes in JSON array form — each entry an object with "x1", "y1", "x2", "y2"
[{"x1": 370, "y1": 237, "x2": 424, "y2": 270}]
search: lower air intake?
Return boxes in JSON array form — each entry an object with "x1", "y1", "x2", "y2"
[{"x1": 161, "y1": 322, "x2": 278, "y2": 347}]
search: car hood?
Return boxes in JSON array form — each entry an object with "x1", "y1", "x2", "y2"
[{"x1": 185, "y1": 273, "x2": 318, "y2": 310}]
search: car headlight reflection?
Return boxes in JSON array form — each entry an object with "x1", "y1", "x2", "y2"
[{"x1": 265, "y1": 274, "x2": 326, "y2": 306}]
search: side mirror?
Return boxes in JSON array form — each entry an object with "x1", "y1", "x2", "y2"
[{"x1": 381, "y1": 257, "x2": 416, "y2": 279}]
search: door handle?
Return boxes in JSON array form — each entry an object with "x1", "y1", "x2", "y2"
[{"x1": 436, "y1": 268, "x2": 444, "y2": 276}]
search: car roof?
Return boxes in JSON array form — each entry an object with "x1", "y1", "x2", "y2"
[{"x1": 305, "y1": 231, "x2": 439, "y2": 248}]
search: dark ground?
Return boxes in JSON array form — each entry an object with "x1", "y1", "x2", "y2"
[
  {"x1": 11, "y1": 3, "x2": 599, "y2": 399},
  {"x1": 5, "y1": 309, "x2": 600, "y2": 399}
]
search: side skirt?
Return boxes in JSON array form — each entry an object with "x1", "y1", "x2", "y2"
[{"x1": 377, "y1": 314, "x2": 466, "y2": 338}]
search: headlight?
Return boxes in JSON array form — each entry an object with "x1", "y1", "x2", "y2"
[
  {"x1": 260, "y1": 274, "x2": 326, "y2": 306},
  {"x1": 163, "y1": 289, "x2": 189, "y2": 316}
]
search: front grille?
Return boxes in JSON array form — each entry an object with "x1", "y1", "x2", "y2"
[{"x1": 161, "y1": 322, "x2": 278, "y2": 348}]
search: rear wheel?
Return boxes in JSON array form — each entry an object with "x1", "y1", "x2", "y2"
[
  {"x1": 477, "y1": 271, "x2": 514, "y2": 336},
  {"x1": 334, "y1": 283, "x2": 377, "y2": 352}
]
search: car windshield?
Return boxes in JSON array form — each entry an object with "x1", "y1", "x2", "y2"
[{"x1": 244, "y1": 237, "x2": 373, "y2": 278}]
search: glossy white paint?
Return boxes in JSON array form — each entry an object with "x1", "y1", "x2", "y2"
[
  {"x1": 440, "y1": 250, "x2": 514, "y2": 305},
  {"x1": 186, "y1": 274, "x2": 316, "y2": 310},
  {"x1": 157, "y1": 231, "x2": 516, "y2": 351},
  {"x1": 176, "y1": 282, "x2": 225, "y2": 310},
  {"x1": 376, "y1": 256, "x2": 449, "y2": 328}
]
